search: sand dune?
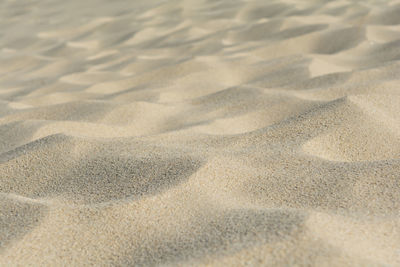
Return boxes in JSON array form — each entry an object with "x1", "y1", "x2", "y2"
[{"x1": 1, "y1": 0, "x2": 400, "y2": 266}]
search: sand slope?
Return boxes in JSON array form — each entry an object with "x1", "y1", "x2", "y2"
[{"x1": 1, "y1": 0, "x2": 400, "y2": 266}]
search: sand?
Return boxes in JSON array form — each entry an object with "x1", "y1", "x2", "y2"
[{"x1": 0, "y1": 0, "x2": 400, "y2": 266}]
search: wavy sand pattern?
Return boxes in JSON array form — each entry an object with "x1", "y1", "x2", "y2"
[{"x1": 1, "y1": 0, "x2": 400, "y2": 265}]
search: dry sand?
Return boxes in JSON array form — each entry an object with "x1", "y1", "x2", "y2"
[{"x1": 1, "y1": 0, "x2": 400, "y2": 266}]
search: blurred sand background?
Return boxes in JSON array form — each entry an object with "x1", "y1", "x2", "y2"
[{"x1": 0, "y1": 0, "x2": 400, "y2": 265}]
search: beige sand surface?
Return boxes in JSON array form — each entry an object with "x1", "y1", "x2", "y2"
[{"x1": 1, "y1": 0, "x2": 400, "y2": 266}]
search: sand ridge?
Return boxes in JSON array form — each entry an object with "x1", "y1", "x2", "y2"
[{"x1": 0, "y1": 0, "x2": 400, "y2": 265}]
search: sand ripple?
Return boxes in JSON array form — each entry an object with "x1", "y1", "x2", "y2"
[{"x1": 1, "y1": 0, "x2": 400, "y2": 265}]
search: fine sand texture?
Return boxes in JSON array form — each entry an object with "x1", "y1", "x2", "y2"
[{"x1": 1, "y1": 0, "x2": 400, "y2": 266}]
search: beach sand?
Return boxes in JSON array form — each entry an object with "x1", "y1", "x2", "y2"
[{"x1": 1, "y1": 0, "x2": 400, "y2": 265}]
